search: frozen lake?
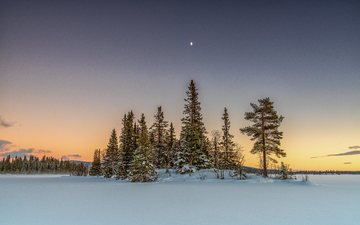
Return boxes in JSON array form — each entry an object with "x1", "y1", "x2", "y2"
[{"x1": 1, "y1": 174, "x2": 359, "y2": 225}]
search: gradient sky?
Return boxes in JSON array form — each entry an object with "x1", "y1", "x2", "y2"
[{"x1": 1, "y1": 0, "x2": 359, "y2": 170}]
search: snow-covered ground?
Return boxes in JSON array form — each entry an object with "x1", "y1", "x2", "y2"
[{"x1": 1, "y1": 171, "x2": 359, "y2": 225}]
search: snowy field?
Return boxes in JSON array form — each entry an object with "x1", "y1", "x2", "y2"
[{"x1": 1, "y1": 171, "x2": 360, "y2": 225}]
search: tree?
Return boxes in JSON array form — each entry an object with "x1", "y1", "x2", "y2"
[
  {"x1": 232, "y1": 144, "x2": 247, "y2": 180},
  {"x1": 150, "y1": 106, "x2": 168, "y2": 168},
  {"x1": 89, "y1": 149, "x2": 102, "y2": 176},
  {"x1": 71, "y1": 162, "x2": 88, "y2": 176},
  {"x1": 210, "y1": 130, "x2": 221, "y2": 170},
  {"x1": 240, "y1": 97, "x2": 286, "y2": 177},
  {"x1": 102, "y1": 129, "x2": 119, "y2": 178},
  {"x1": 210, "y1": 130, "x2": 223, "y2": 179},
  {"x1": 165, "y1": 122, "x2": 176, "y2": 169},
  {"x1": 219, "y1": 107, "x2": 237, "y2": 169},
  {"x1": 129, "y1": 114, "x2": 157, "y2": 182},
  {"x1": 177, "y1": 80, "x2": 210, "y2": 172},
  {"x1": 118, "y1": 111, "x2": 135, "y2": 179}
]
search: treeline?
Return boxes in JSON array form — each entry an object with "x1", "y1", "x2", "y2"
[
  {"x1": 293, "y1": 170, "x2": 360, "y2": 175},
  {"x1": 0, "y1": 155, "x2": 88, "y2": 176},
  {"x1": 90, "y1": 80, "x2": 286, "y2": 181}
]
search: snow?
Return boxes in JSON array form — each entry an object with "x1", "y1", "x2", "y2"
[{"x1": 1, "y1": 171, "x2": 359, "y2": 225}]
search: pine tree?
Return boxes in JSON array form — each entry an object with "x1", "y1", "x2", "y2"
[
  {"x1": 102, "y1": 129, "x2": 119, "y2": 178},
  {"x1": 177, "y1": 80, "x2": 210, "y2": 172},
  {"x1": 118, "y1": 111, "x2": 135, "y2": 179},
  {"x1": 129, "y1": 114, "x2": 157, "y2": 182},
  {"x1": 150, "y1": 106, "x2": 168, "y2": 168},
  {"x1": 240, "y1": 97, "x2": 286, "y2": 177},
  {"x1": 133, "y1": 121, "x2": 139, "y2": 150},
  {"x1": 219, "y1": 107, "x2": 237, "y2": 169},
  {"x1": 89, "y1": 149, "x2": 102, "y2": 176},
  {"x1": 166, "y1": 122, "x2": 176, "y2": 169}
]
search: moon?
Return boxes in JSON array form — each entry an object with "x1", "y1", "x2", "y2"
[{"x1": 190, "y1": 41, "x2": 193, "y2": 46}]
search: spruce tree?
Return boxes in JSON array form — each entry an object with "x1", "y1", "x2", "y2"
[
  {"x1": 177, "y1": 80, "x2": 210, "y2": 172},
  {"x1": 102, "y1": 129, "x2": 119, "y2": 178},
  {"x1": 240, "y1": 97, "x2": 286, "y2": 177},
  {"x1": 166, "y1": 122, "x2": 176, "y2": 169},
  {"x1": 150, "y1": 106, "x2": 168, "y2": 168},
  {"x1": 133, "y1": 121, "x2": 140, "y2": 150},
  {"x1": 220, "y1": 107, "x2": 237, "y2": 169},
  {"x1": 89, "y1": 149, "x2": 102, "y2": 176},
  {"x1": 118, "y1": 111, "x2": 135, "y2": 179},
  {"x1": 129, "y1": 114, "x2": 157, "y2": 182}
]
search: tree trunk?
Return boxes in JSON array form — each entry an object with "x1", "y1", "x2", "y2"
[
  {"x1": 262, "y1": 148, "x2": 267, "y2": 177},
  {"x1": 261, "y1": 111, "x2": 268, "y2": 177}
]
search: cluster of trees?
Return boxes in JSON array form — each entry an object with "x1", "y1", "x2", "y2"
[
  {"x1": 90, "y1": 80, "x2": 286, "y2": 181},
  {"x1": 0, "y1": 155, "x2": 86, "y2": 175}
]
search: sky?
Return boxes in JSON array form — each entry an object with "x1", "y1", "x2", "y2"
[{"x1": 0, "y1": 0, "x2": 359, "y2": 170}]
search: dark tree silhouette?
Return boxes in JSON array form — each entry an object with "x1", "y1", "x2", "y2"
[{"x1": 240, "y1": 97, "x2": 286, "y2": 177}]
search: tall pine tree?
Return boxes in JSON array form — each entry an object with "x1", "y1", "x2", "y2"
[
  {"x1": 220, "y1": 107, "x2": 237, "y2": 169},
  {"x1": 129, "y1": 114, "x2": 157, "y2": 182},
  {"x1": 150, "y1": 106, "x2": 168, "y2": 168},
  {"x1": 102, "y1": 129, "x2": 119, "y2": 178},
  {"x1": 176, "y1": 80, "x2": 210, "y2": 172},
  {"x1": 118, "y1": 111, "x2": 135, "y2": 179},
  {"x1": 89, "y1": 149, "x2": 102, "y2": 176},
  {"x1": 240, "y1": 97, "x2": 286, "y2": 177},
  {"x1": 166, "y1": 122, "x2": 176, "y2": 169}
]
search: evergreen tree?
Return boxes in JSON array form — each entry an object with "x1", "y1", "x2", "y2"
[
  {"x1": 133, "y1": 121, "x2": 140, "y2": 150},
  {"x1": 240, "y1": 97, "x2": 286, "y2": 177},
  {"x1": 71, "y1": 162, "x2": 88, "y2": 176},
  {"x1": 219, "y1": 107, "x2": 237, "y2": 169},
  {"x1": 150, "y1": 106, "x2": 168, "y2": 168},
  {"x1": 102, "y1": 129, "x2": 119, "y2": 178},
  {"x1": 177, "y1": 80, "x2": 210, "y2": 172},
  {"x1": 166, "y1": 122, "x2": 176, "y2": 169},
  {"x1": 118, "y1": 111, "x2": 135, "y2": 179},
  {"x1": 129, "y1": 114, "x2": 157, "y2": 182},
  {"x1": 89, "y1": 149, "x2": 102, "y2": 176}
]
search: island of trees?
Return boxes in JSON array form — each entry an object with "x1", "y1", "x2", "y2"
[{"x1": 90, "y1": 80, "x2": 287, "y2": 181}]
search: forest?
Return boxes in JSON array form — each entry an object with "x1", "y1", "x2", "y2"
[{"x1": 0, "y1": 155, "x2": 88, "y2": 176}]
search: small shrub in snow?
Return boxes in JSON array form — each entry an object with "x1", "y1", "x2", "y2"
[
  {"x1": 214, "y1": 168, "x2": 224, "y2": 179},
  {"x1": 178, "y1": 164, "x2": 196, "y2": 175},
  {"x1": 301, "y1": 174, "x2": 309, "y2": 183},
  {"x1": 277, "y1": 162, "x2": 293, "y2": 180},
  {"x1": 199, "y1": 173, "x2": 207, "y2": 180},
  {"x1": 231, "y1": 166, "x2": 247, "y2": 180}
]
